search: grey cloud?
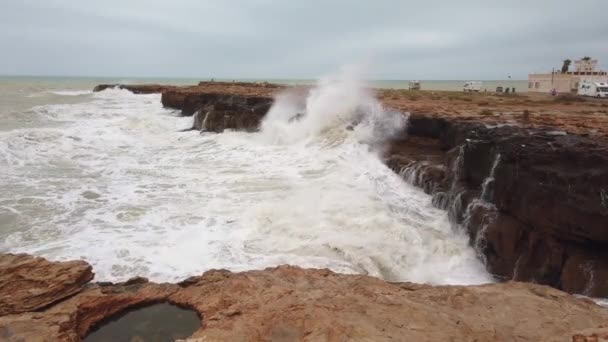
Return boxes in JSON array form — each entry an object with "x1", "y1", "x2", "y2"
[{"x1": 1, "y1": 0, "x2": 607, "y2": 79}]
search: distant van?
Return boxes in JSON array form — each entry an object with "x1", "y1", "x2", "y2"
[
  {"x1": 578, "y1": 81, "x2": 608, "y2": 98},
  {"x1": 409, "y1": 80, "x2": 421, "y2": 90},
  {"x1": 463, "y1": 81, "x2": 482, "y2": 92}
]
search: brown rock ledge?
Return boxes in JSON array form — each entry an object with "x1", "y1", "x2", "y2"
[
  {"x1": 1, "y1": 254, "x2": 608, "y2": 341},
  {"x1": 92, "y1": 84, "x2": 179, "y2": 94},
  {"x1": 0, "y1": 253, "x2": 93, "y2": 316}
]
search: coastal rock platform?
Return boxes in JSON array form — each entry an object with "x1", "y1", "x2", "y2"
[{"x1": 1, "y1": 254, "x2": 608, "y2": 341}]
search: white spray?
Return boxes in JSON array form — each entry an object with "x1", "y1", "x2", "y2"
[
  {"x1": 1, "y1": 73, "x2": 492, "y2": 286},
  {"x1": 259, "y1": 66, "x2": 407, "y2": 147}
]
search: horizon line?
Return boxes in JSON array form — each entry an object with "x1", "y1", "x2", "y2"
[{"x1": 0, "y1": 74, "x2": 528, "y2": 82}]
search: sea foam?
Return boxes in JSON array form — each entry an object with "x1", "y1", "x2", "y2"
[{"x1": 0, "y1": 77, "x2": 491, "y2": 285}]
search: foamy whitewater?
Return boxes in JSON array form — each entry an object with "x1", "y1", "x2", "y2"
[{"x1": 0, "y1": 73, "x2": 492, "y2": 285}]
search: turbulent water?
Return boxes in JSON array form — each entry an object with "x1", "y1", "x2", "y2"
[{"x1": 0, "y1": 75, "x2": 491, "y2": 285}]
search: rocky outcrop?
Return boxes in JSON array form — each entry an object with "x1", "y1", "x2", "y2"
[
  {"x1": 387, "y1": 114, "x2": 608, "y2": 297},
  {"x1": 1, "y1": 254, "x2": 608, "y2": 341},
  {"x1": 92, "y1": 82, "x2": 289, "y2": 132},
  {"x1": 198, "y1": 80, "x2": 283, "y2": 89},
  {"x1": 161, "y1": 89, "x2": 188, "y2": 110},
  {"x1": 93, "y1": 82, "x2": 278, "y2": 133},
  {"x1": 157, "y1": 82, "x2": 282, "y2": 132},
  {"x1": 0, "y1": 254, "x2": 93, "y2": 315},
  {"x1": 161, "y1": 81, "x2": 283, "y2": 115},
  {"x1": 189, "y1": 94, "x2": 273, "y2": 132},
  {"x1": 93, "y1": 84, "x2": 178, "y2": 94}
]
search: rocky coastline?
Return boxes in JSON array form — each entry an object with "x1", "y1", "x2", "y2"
[
  {"x1": 388, "y1": 116, "x2": 608, "y2": 296},
  {"x1": 95, "y1": 82, "x2": 608, "y2": 297},
  {"x1": 1, "y1": 82, "x2": 607, "y2": 341}
]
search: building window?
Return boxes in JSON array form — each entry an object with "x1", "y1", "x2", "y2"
[
  {"x1": 535, "y1": 82, "x2": 540, "y2": 89},
  {"x1": 529, "y1": 82, "x2": 533, "y2": 89}
]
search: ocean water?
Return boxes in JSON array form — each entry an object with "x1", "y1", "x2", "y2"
[{"x1": 0, "y1": 75, "x2": 492, "y2": 284}]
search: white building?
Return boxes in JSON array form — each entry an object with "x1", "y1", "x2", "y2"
[{"x1": 528, "y1": 58, "x2": 608, "y2": 93}]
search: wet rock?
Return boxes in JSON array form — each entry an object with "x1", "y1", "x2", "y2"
[
  {"x1": 476, "y1": 210, "x2": 528, "y2": 280},
  {"x1": 2, "y1": 256, "x2": 608, "y2": 341},
  {"x1": 81, "y1": 191, "x2": 100, "y2": 200},
  {"x1": 93, "y1": 84, "x2": 177, "y2": 94},
  {"x1": 93, "y1": 84, "x2": 119, "y2": 92},
  {"x1": 390, "y1": 114, "x2": 608, "y2": 294},
  {"x1": 0, "y1": 253, "x2": 93, "y2": 315},
  {"x1": 189, "y1": 95, "x2": 273, "y2": 132},
  {"x1": 561, "y1": 247, "x2": 608, "y2": 297},
  {"x1": 161, "y1": 89, "x2": 187, "y2": 110},
  {"x1": 511, "y1": 230, "x2": 566, "y2": 286}
]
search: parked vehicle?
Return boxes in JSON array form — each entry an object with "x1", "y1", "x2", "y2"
[
  {"x1": 496, "y1": 86, "x2": 504, "y2": 93},
  {"x1": 463, "y1": 81, "x2": 482, "y2": 92},
  {"x1": 578, "y1": 81, "x2": 608, "y2": 98},
  {"x1": 409, "y1": 80, "x2": 421, "y2": 90}
]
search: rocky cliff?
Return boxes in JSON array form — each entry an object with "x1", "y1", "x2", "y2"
[
  {"x1": 186, "y1": 94, "x2": 272, "y2": 132},
  {"x1": 387, "y1": 115, "x2": 608, "y2": 297},
  {"x1": 1, "y1": 254, "x2": 607, "y2": 341},
  {"x1": 161, "y1": 81, "x2": 281, "y2": 116}
]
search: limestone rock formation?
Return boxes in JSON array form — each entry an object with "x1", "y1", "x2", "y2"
[
  {"x1": 0, "y1": 253, "x2": 93, "y2": 315},
  {"x1": 1, "y1": 254, "x2": 608, "y2": 341},
  {"x1": 387, "y1": 114, "x2": 608, "y2": 297},
  {"x1": 93, "y1": 84, "x2": 178, "y2": 94},
  {"x1": 190, "y1": 95, "x2": 273, "y2": 132}
]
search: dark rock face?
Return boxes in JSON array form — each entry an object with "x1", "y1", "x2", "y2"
[
  {"x1": 97, "y1": 82, "x2": 276, "y2": 133},
  {"x1": 387, "y1": 115, "x2": 608, "y2": 296},
  {"x1": 561, "y1": 248, "x2": 608, "y2": 297},
  {"x1": 93, "y1": 84, "x2": 177, "y2": 94},
  {"x1": 161, "y1": 89, "x2": 187, "y2": 110},
  {"x1": 172, "y1": 93, "x2": 273, "y2": 132}
]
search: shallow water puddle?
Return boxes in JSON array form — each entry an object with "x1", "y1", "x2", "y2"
[{"x1": 84, "y1": 303, "x2": 201, "y2": 342}]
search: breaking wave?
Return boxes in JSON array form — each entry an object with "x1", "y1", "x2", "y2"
[{"x1": 0, "y1": 74, "x2": 491, "y2": 285}]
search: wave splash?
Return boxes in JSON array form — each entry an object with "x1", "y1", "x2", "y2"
[
  {"x1": 260, "y1": 66, "x2": 407, "y2": 147},
  {"x1": 1, "y1": 75, "x2": 491, "y2": 285}
]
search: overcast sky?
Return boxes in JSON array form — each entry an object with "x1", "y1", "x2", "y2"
[{"x1": 1, "y1": 0, "x2": 607, "y2": 80}]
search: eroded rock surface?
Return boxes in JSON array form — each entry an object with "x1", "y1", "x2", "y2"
[
  {"x1": 0, "y1": 253, "x2": 93, "y2": 315},
  {"x1": 387, "y1": 115, "x2": 608, "y2": 296},
  {"x1": 1, "y1": 255, "x2": 607, "y2": 342},
  {"x1": 161, "y1": 82, "x2": 283, "y2": 116},
  {"x1": 190, "y1": 95, "x2": 273, "y2": 132}
]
